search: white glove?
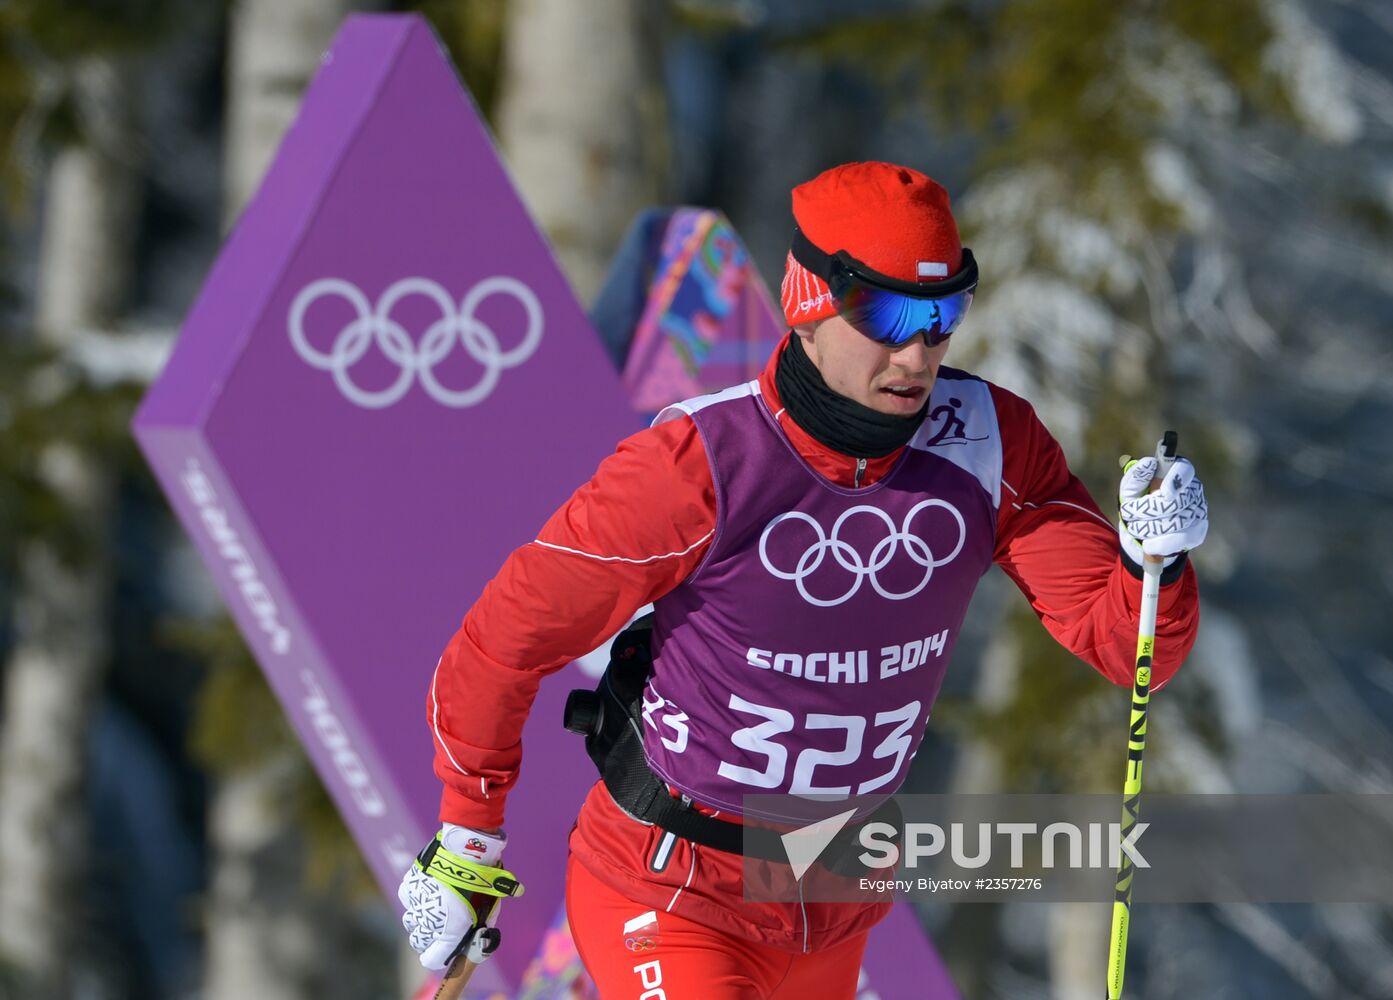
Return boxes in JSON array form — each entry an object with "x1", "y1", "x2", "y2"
[
  {"x1": 1118, "y1": 455, "x2": 1208, "y2": 567},
  {"x1": 398, "y1": 823, "x2": 508, "y2": 971}
]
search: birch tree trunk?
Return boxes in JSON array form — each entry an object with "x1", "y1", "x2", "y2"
[
  {"x1": 495, "y1": 0, "x2": 664, "y2": 306},
  {"x1": 1048, "y1": 902, "x2": 1109, "y2": 1000},
  {"x1": 936, "y1": 629, "x2": 1013, "y2": 996},
  {"x1": 223, "y1": 0, "x2": 371, "y2": 223},
  {"x1": 202, "y1": 5, "x2": 369, "y2": 1000},
  {"x1": 0, "y1": 56, "x2": 139, "y2": 995}
]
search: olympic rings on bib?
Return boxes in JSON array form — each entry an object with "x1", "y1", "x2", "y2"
[
  {"x1": 758, "y1": 500, "x2": 966, "y2": 608},
  {"x1": 288, "y1": 276, "x2": 544, "y2": 409}
]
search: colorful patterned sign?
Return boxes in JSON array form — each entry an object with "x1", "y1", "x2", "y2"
[{"x1": 624, "y1": 209, "x2": 784, "y2": 410}]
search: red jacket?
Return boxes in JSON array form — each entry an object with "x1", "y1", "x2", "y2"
[{"x1": 427, "y1": 340, "x2": 1199, "y2": 947}]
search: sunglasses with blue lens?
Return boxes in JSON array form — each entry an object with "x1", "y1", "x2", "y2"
[{"x1": 790, "y1": 228, "x2": 978, "y2": 348}]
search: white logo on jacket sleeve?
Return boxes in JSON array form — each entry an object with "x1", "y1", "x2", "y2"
[
  {"x1": 288, "y1": 276, "x2": 543, "y2": 409},
  {"x1": 758, "y1": 501, "x2": 966, "y2": 608}
]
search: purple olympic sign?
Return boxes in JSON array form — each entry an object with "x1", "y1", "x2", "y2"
[
  {"x1": 133, "y1": 14, "x2": 959, "y2": 999},
  {"x1": 133, "y1": 14, "x2": 638, "y2": 992}
]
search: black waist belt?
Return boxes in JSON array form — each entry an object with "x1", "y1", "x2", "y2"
[
  {"x1": 601, "y1": 712, "x2": 774, "y2": 857},
  {"x1": 602, "y1": 728, "x2": 902, "y2": 869}
]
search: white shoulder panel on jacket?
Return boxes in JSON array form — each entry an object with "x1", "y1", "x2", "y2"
[{"x1": 652, "y1": 379, "x2": 761, "y2": 426}]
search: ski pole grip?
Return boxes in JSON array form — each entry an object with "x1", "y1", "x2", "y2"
[
  {"x1": 1153, "y1": 430, "x2": 1178, "y2": 483},
  {"x1": 1142, "y1": 430, "x2": 1179, "y2": 567},
  {"x1": 430, "y1": 894, "x2": 499, "y2": 1000}
]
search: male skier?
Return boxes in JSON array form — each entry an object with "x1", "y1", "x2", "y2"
[{"x1": 398, "y1": 161, "x2": 1207, "y2": 998}]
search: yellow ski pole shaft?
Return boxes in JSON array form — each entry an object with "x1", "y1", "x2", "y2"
[{"x1": 1106, "y1": 430, "x2": 1177, "y2": 999}]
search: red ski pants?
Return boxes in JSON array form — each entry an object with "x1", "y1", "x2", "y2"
[{"x1": 565, "y1": 854, "x2": 869, "y2": 1000}]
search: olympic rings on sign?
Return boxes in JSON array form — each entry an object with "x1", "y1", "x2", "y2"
[
  {"x1": 758, "y1": 500, "x2": 967, "y2": 608},
  {"x1": 287, "y1": 276, "x2": 544, "y2": 409}
]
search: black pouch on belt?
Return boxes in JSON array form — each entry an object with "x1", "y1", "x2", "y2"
[{"x1": 563, "y1": 613, "x2": 655, "y2": 775}]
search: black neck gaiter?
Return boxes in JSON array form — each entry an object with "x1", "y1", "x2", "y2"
[{"x1": 773, "y1": 335, "x2": 928, "y2": 460}]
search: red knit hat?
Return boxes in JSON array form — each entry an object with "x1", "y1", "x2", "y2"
[{"x1": 780, "y1": 161, "x2": 964, "y2": 326}]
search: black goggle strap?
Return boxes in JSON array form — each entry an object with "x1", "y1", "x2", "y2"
[
  {"x1": 789, "y1": 227, "x2": 978, "y2": 299},
  {"x1": 415, "y1": 834, "x2": 526, "y2": 902}
]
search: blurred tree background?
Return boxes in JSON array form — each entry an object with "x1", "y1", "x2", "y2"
[{"x1": 1, "y1": 1, "x2": 1390, "y2": 998}]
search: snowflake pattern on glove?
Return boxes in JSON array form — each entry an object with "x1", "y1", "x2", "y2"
[
  {"x1": 398, "y1": 865, "x2": 475, "y2": 970},
  {"x1": 1117, "y1": 455, "x2": 1209, "y2": 559},
  {"x1": 1120, "y1": 478, "x2": 1208, "y2": 538},
  {"x1": 401, "y1": 868, "x2": 447, "y2": 953}
]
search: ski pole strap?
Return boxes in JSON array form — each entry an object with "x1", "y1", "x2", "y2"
[{"x1": 415, "y1": 836, "x2": 526, "y2": 901}]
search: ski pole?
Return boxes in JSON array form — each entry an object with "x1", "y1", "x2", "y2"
[
  {"x1": 1105, "y1": 430, "x2": 1178, "y2": 999},
  {"x1": 432, "y1": 950, "x2": 476, "y2": 1000},
  {"x1": 432, "y1": 895, "x2": 502, "y2": 1000}
]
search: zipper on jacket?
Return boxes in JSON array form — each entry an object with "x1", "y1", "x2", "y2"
[
  {"x1": 854, "y1": 457, "x2": 867, "y2": 488},
  {"x1": 798, "y1": 877, "x2": 810, "y2": 953}
]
